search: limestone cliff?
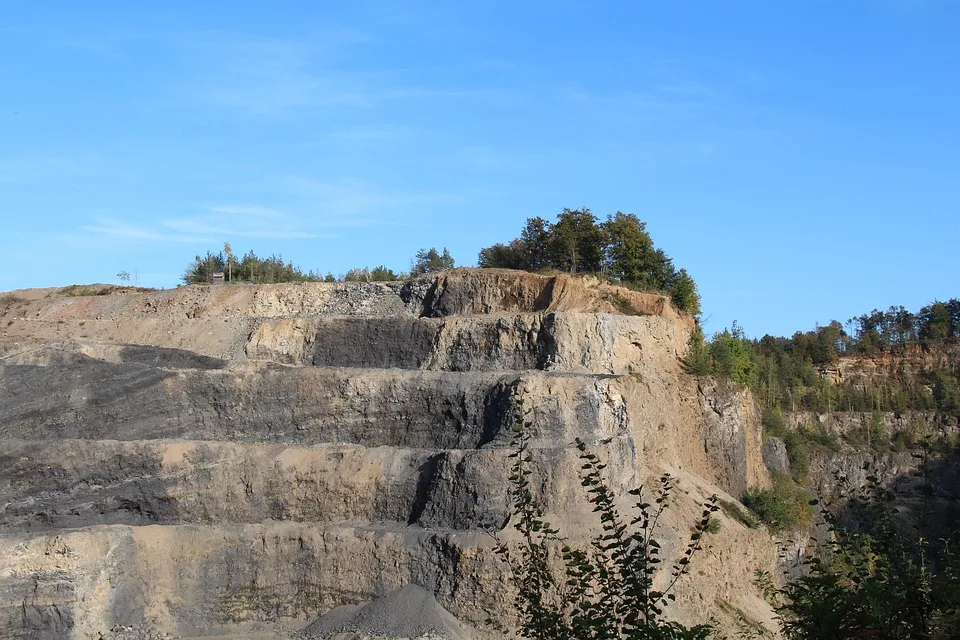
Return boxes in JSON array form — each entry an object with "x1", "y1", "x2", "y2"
[{"x1": 0, "y1": 269, "x2": 777, "y2": 639}]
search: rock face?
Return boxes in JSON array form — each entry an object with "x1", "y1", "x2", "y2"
[{"x1": 0, "y1": 269, "x2": 778, "y2": 639}]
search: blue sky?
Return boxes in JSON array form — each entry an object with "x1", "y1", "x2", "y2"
[{"x1": 1, "y1": 1, "x2": 957, "y2": 338}]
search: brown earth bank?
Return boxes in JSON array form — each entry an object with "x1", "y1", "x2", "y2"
[{"x1": 0, "y1": 269, "x2": 778, "y2": 639}]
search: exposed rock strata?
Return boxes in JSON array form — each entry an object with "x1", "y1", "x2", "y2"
[{"x1": 0, "y1": 270, "x2": 776, "y2": 639}]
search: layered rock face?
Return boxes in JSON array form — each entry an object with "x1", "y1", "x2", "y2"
[{"x1": 0, "y1": 270, "x2": 777, "y2": 639}]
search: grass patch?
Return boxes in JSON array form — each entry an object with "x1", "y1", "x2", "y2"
[
  {"x1": 719, "y1": 497, "x2": 761, "y2": 529},
  {"x1": 0, "y1": 293, "x2": 25, "y2": 308},
  {"x1": 601, "y1": 290, "x2": 643, "y2": 316},
  {"x1": 715, "y1": 599, "x2": 773, "y2": 638},
  {"x1": 59, "y1": 285, "x2": 113, "y2": 297}
]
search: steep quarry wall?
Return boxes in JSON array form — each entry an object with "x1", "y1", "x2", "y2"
[{"x1": 0, "y1": 270, "x2": 776, "y2": 639}]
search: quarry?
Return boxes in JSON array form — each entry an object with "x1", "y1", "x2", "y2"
[{"x1": 0, "y1": 269, "x2": 844, "y2": 638}]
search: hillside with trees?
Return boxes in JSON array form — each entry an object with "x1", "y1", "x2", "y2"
[
  {"x1": 179, "y1": 209, "x2": 702, "y2": 317},
  {"x1": 478, "y1": 209, "x2": 700, "y2": 314},
  {"x1": 689, "y1": 300, "x2": 960, "y2": 415}
]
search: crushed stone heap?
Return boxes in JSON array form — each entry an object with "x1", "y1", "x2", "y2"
[
  {"x1": 297, "y1": 584, "x2": 470, "y2": 640},
  {"x1": 0, "y1": 269, "x2": 778, "y2": 639}
]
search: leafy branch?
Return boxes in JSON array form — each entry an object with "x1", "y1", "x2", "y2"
[{"x1": 494, "y1": 400, "x2": 719, "y2": 639}]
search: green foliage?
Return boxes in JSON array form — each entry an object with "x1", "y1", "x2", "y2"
[
  {"x1": 780, "y1": 431, "x2": 810, "y2": 478},
  {"x1": 183, "y1": 251, "x2": 224, "y2": 284},
  {"x1": 370, "y1": 265, "x2": 400, "y2": 281},
  {"x1": 669, "y1": 269, "x2": 700, "y2": 316},
  {"x1": 603, "y1": 291, "x2": 642, "y2": 316},
  {"x1": 741, "y1": 474, "x2": 813, "y2": 533},
  {"x1": 761, "y1": 459, "x2": 960, "y2": 639},
  {"x1": 478, "y1": 240, "x2": 528, "y2": 270},
  {"x1": 477, "y1": 209, "x2": 701, "y2": 314},
  {"x1": 685, "y1": 327, "x2": 712, "y2": 375},
  {"x1": 411, "y1": 247, "x2": 455, "y2": 275},
  {"x1": 760, "y1": 408, "x2": 810, "y2": 479},
  {"x1": 931, "y1": 367, "x2": 960, "y2": 414},
  {"x1": 848, "y1": 299, "x2": 960, "y2": 352},
  {"x1": 183, "y1": 248, "x2": 320, "y2": 284},
  {"x1": 342, "y1": 265, "x2": 402, "y2": 282},
  {"x1": 708, "y1": 322, "x2": 757, "y2": 387},
  {"x1": 603, "y1": 212, "x2": 666, "y2": 287},
  {"x1": 496, "y1": 400, "x2": 719, "y2": 639},
  {"x1": 917, "y1": 301, "x2": 958, "y2": 346},
  {"x1": 718, "y1": 498, "x2": 761, "y2": 530},
  {"x1": 693, "y1": 297, "x2": 959, "y2": 420},
  {"x1": 549, "y1": 208, "x2": 606, "y2": 274},
  {"x1": 521, "y1": 217, "x2": 553, "y2": 271},
  {"x1": 59, "y1": 285, "x2": 113, "y2": 296},
  {"x1": 844, "y1": 412, "x2": 892, "y2": 451}
]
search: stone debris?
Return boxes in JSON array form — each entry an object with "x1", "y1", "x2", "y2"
[
  {"x1": 298, "y1": 585, "x2": 470, "y2": 640},
  {"x1": 95, "y1": 624, "x2": 178, "y2": 640}
]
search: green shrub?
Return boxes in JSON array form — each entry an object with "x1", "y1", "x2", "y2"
[
  {"x1": 741, "y1": 474, "x2": 814, "y2": 533},
  {"x1": 780, "y1": 430, "x2": 810, "y2": 479},
  {"x1": 847, "y1": 412, "x2": 892, "y2": 452},
  {"x1": 760, "y1": 458, "x2": 960, "y2": 639},
  {"x1": 495, "y1": 400, "x2": 719, "y2": 639},
  {"x1": 799, "y1": 420, "x2": 840, "y2": 451},
  {"x1": 59, "y1": 285, "x2": 112, "y2": 297},
  {"x1": 719, "y1": 497, "x2": 761, "y2": 529},
  {"x1": 760, "y1": 407, "x2": 787, "y2": 437},
  {"x1": 684, "y1": 327, "x2": 712, "y2": 375},
  {"x1": 603, "y1": 291, "x2": 642, "y2": 316},
  {"x1": 761, "y1": 408, "x2": 810, "y2": 480}
]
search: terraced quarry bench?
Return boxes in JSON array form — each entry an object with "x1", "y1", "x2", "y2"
[{"x1": 0, "y1": 269, "x2": 778, "y2": 639}]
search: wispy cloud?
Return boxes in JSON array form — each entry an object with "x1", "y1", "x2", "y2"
[
  {"x1": 77, "y1": 203, "x2": 329, "y2": 247},
  {"x1": 286, "y1": 177, "x2": 471, "y2": 222},
  {"x1": 561, "y1": 87, "x2": 707, "y2": 115},
  {"x1": 83, "y1": 219, "x2": 182, "y2": 243},
  {"x1": 161, "y1": 216, "x2": 319, "y2": 240},
  {"x1": 174, "y1": 31, "x2": 508, "y2": 116},
  {"x1": 657, "y1": 83, "x2": 713, "y2": 96},
  {"x1": 67, "y1": 176, "x2": 482, "y2": 250},
  {"x1": 0, "y1": 24, "x2": 123, "y2": 56},
  {"x1": 204, "y1": 204, "x2": 286, "y2": 218},
  {"x1": 328, "y1": 126, "x2": 417, "y2": 142},
  {"x1": 0, "y1": 152, "x2": 106, "y2": 184}
]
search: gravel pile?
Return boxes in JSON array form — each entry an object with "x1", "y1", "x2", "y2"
[{"x1": 297, "y1": 585, "x2": 470, "y2": 640}]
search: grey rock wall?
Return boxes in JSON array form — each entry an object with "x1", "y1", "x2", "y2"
[{"x1": 0, "y1": 271, "x2": 776, "y2": 639}]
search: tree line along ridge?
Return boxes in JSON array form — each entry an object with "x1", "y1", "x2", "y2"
[{"x1": 181, "y1": 209, "x2": 701, "y2": 315}]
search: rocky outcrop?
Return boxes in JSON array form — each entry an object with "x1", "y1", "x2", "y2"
[
  {"x1": 785, "y1": 410, "x2": 958, "y2": 443},
  {"x1": 0, "y1": 270, "x2": 776, "y2": 639}
]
